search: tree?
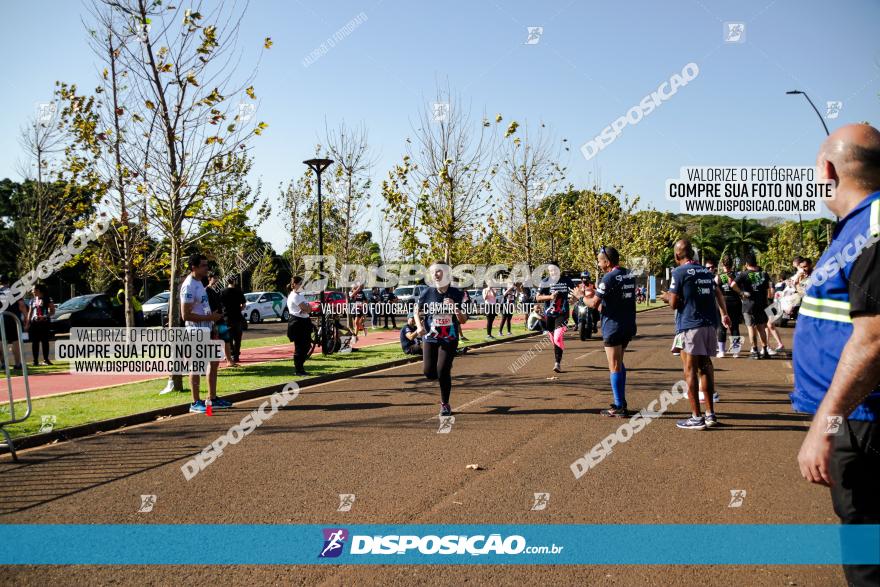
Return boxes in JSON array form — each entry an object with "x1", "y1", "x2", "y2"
[
  {"x1": 250, "y1": 252, "x2": 278, "y2": 292},
  {"x1": 405, "y1": 84, "x2": 500, "y2": 264},
  {"x1": 565, "y1": 187, "x2": 641, "y2": 273},
  {"x1": 54, "y1": 3, "x2": 160, "y2": 327},
  {"x1": 494, "y1": 120, "x2": 566, "y2": 268},
  {"x1": 631, "y1": 210, "x2": 679, "y2": 277},
  {"x1": 325, "y1": 122, "x2": 376, "y2": 265},
  {"x1": 728, "y1": 218, "x2": 766, "y2": 260},
  {"x1": 14, "y1": 112, "x2": 99, "y2": 277},
  {"x1": 760, "y1": 220, "x2": 825, "y2": 279},
  {"x1": 78, "y1": 0, "x2": 270, "y2": 390},
  {"x1": 690, "y1": 218, "x2": 721, "y2": 263},
  {"x1": 197, "y1": 153, "x2": 268, "y2": 281},
  {"x1": 380, "y1": 156, "x2": 422, "y2": 263}
]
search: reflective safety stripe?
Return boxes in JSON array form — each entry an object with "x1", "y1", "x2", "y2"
[
  {"x1": 871, "y1": 200, "x2": 880, "y2": 237},
  {"x1": 800, "y1": 295, "x2": 852, "y2": 323}
]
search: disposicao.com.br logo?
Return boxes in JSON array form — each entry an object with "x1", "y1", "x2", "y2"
[{"x1": 319, "y1": 528, "x2": 563, "y2": 558}]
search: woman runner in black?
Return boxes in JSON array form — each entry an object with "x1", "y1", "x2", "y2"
[
  {"x1": 536, "y1": 262, "x2": 575, "y2": 373},
  {"x1": 414, "y1": 262, "x2": 469, "y2": 416}
]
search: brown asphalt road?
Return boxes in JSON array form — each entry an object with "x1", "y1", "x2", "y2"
[{"x1": 0, "y1": 307, "x2": 844, "y2": 586}]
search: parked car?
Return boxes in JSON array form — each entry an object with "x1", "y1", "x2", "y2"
[
  {"x1": 303, "y1": 291, "x2": 347, "y2": 315},
  {"x1": 50, "y1": 293, "x2": 124, "y2": 335},
  {"x1": 466, "y1": 288, "x2": 486, "y2": 305},
  {"x1": 393, "y1": 285, "x2": 428, "y2": 309},
  {"x1": 142, "y1": 291, "x2": 170, "y2": 326},
  {"x1": 242, "y1": 291, "x2": 288, "y2": 323}
]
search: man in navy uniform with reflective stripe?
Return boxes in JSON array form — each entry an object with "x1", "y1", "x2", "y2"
[{"x1": 791, "y1": 123, "x2": 880, "y2": 587}]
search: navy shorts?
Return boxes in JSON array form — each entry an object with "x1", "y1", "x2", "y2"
[{"x1": 603, "y1": 326, "x2": 636, "y2": 348}]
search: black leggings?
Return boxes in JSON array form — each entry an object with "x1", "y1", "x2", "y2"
[
  {"x1": 423, "y1": 340, "x2": 458, "y2": 404},
  {"x1": 486, "y1": 313, "x2": 496, "y2": 336},
  {"x1": 499, "y1": 313, "x2": 513, "y2": 334},
  {"x1": 718, "y1": 300, "x2": 742, "y2": 343},
  {"x1": 548, "y1": 313, "x2": 568, "y2": 362},
  {"x1": 29, "y1": 321, "x2": 51, "y2": 362},
  {"x1": 291, "y1": 319, "x2": 312, "y2": 372}
]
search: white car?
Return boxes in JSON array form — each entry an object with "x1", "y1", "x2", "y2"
[
  {"x1": 393, "y1": 285, "x2": 428, "y2": 309},
  {"x1": 142, "y1": 291, "x2": 170, "y2": 326},
  {"x1": 242, "y1": 291, "x2": 288, "y2": 323}
]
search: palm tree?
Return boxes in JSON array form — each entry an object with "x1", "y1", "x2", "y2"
[
  {"x1": 729, "y1": 218, "x2": 764, "y2": 261},
  {"x1": 691, "y1": 218, "x2": 720, "y2": 263}
]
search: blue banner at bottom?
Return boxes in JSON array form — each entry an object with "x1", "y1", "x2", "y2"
[{"x1": 0, "y1": 524, "x2": 878, "y2": 565}]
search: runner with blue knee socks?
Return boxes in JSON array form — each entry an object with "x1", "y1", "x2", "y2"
[{"x1": 582, "y1": 246, "x2": 637, "y2": 417}]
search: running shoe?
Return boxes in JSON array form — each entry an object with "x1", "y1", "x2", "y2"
[
  {"x1": 440, "y1": 403, "x2": 452, "y2": 416},
  {"x1": 774, "y1": 344, "x2": 785, "y2": 353},
  {"x1": 704, "y1": 413, "x2": 718, "y2": 428},
  {"x1": 295, "y1": 369, "x2": 308, "y2": 376},
  {"x1": 766, "y1": 346, "x2": 777, "y2": 356},
  {"x1": 715, "y1": 351, "x2": 725, "y2": 359},
  {"x1": 210, "y1": 397, "x2": 233, "y2": 409},
  {"x1": 749, "y1": 348, "x2": 762, "y2": 360},
  {"x1": 553, "y1": 362, "x2": 562, "y2": 373},
  {"x1": 763, "y1": 348, "x2": 771, "y2": 360},
  {"x1": 487, "y1": 334, "x2": 495, "y2": 339},
  {"x1": 189, "y1": 400, "x2": 207, "y2": 413},
  {"x1": 601, "y1": 404, "x2": 630, "y2": 417},
  {"x1": 676, "y1": 416, "x2": 706, "y2": 430}
]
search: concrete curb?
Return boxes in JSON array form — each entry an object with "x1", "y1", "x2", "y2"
[{"x1": 1, "y1": 331, "x2": 539, "y2": 455}]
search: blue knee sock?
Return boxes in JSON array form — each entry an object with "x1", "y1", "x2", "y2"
[
  {"x1": 610, "y1": 370, "x2": 626, "y2": 408},
  {"x1": 621, "y1": 365, "x2": 627, "y2": 390}
]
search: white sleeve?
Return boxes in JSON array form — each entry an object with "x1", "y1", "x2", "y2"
[{"x1": 180, "y1": 279, "x2": 193, "y2": 306}]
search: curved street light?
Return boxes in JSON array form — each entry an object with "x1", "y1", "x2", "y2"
[{"x1": 303, "y1": 158, "x2": 334, "y2": 354}]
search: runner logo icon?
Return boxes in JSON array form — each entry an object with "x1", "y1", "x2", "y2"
[
  {"x1": 824, "y1": 415, "x2": 843, "y2": 435},
  {"x1": 531, "y1": 493, "x2": 550, "y2": 511},
  {"x1": 437, "y1": 416, "x2": 455, "y2": 434},
  {"x1": 728, "y1": 489, "x2": 747, "y2": 508},
  {"x1": 319, "y1": 528, "x2": 349, "y2": 558},
  {"x1": 337, "y1": 494, "x2": 356, "y2": 512}
]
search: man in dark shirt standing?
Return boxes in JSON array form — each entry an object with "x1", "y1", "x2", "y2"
[
  {"x1": 381, "y1": 286, "x2": 398, "y2": 329},
  {"x1": 735, "y1": 254, "x2": 774, "y2": 359},
  {"x1": 663, "y1": 239, "x2": 731, "y2": 430},
  {"x1": 220, "y1": 276, "x2": 247, "y2": 366},
  {"x1": 583, "y1": 246, "x2": 637, "y2": 417}
]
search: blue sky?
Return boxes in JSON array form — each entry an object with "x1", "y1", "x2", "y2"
[{"x1": 2, "y1": 0, "x2": 878, "y2": 252}]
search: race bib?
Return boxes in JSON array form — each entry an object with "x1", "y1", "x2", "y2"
[{"x1": 433, "y1": 314, "x2": 452, "y2": 327}]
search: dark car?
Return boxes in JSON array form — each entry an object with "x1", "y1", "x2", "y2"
[{"x1": 50, "y1": 294, "x2": 124, "y2": 335}]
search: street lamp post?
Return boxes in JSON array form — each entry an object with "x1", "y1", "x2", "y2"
[
  {"x1": 785, "y1": 90, "x2": 830, "y2": 136},
  {"x1": 303, "y1": 158, "x2": 334, "y2": 354},
  {"x1": 785, "y1": 90, "x2": 831, "y2": 247}
]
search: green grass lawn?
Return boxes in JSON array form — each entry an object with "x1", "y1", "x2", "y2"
[{"x1": 0, "y1": 323, "x2": 532, "y2": 440}]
